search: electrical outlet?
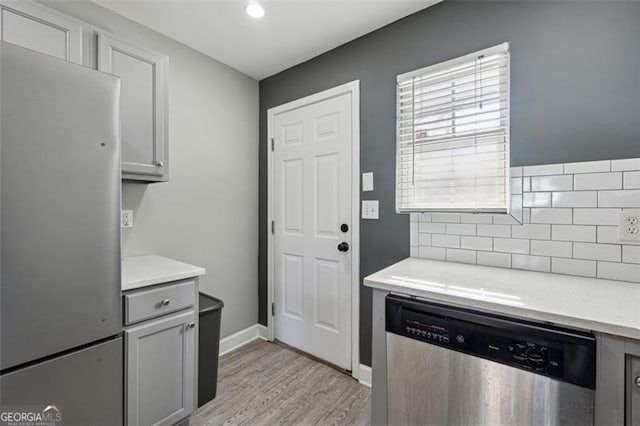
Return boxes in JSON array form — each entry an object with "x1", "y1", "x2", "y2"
[
  {"x1": 121, "y1": 210, "x2": 133, "y2": 228},
  {"x1": 619, "y1": 210, "x2": 640, "y2": 241}
]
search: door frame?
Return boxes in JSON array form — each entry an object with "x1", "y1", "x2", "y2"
[{"x1": 267, "y1": 80, "x2": 360, "y2": 379}]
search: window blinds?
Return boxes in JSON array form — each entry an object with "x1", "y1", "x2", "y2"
[{"x1": 396, "y1": 43, "x2": 511, "y2": 213}]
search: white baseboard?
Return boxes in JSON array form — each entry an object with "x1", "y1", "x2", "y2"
[
  {"x1": 358, "y1": 364, "x2": 372, "y2": 388},
  {"x1": 219, "y1": 323, "x2": 268, "y2": 356}
]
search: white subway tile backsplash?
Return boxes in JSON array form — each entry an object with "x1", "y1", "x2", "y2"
[
  {"x1": 595, "y1": 226, "x2": 640, "y2": 245},
  {"x1": 530, "y1": 208, "x2": 573, "y2": 224},
  {"x1": 512, "y1": 254, "x2": 550, "y2": 272},
  {"x1": 551, "y1": 225, "x2": 596, "y2": 242},
  {"x1": 418, "y1": 246, "x2": 445, "y2": 260},
  {"x1": 611, "y1": 158, "x2": 640, "y2": 172},
  {"x1": 622, "y1": 246, "x2": 640, "y2": 264},
  {"x1": 564, "y1": 160, "x2": 610, "y2": 174},
  {"x1": 598, "y1": 190, "x2": 640, "y2": 208},
  {"x1": 445, "y1": 223, "x2": 476, "y2": 236},
  {"x1": 419, "y1": 222, "x2": 445, "y2": 233},
  {"x1": 574, "y1": 172, "x2": 622, "y2": 190},
  {"x1": 431, "y1": 213, "x2": 461, "y2": 223},
  {"x1": 523, "y1": 164, "x2": 564, "y2": 176},
  {"x1": 523, "y1": 192, "x2": 551, "y2": 207},
  {"x1": 573, "y1": 242, "x2": 621, "y2": 262},
  {"x1": 410, "y1": 246, "x2": 418, "y2": 257},
  {"x1": 511, "y1": 178, "x2": 523, "y2": 195},
  {"x1": 477, "y1": 224, "x2": 511, "y2": 238},
  {"x1": 418, "y1": 233, "x2": 432, "y2": 246},
  {"x1": 494, "y1": 238, "x2": 529, "y2": 254},
  {"x1": 477, "y1": 251, "x2": 511, "y2": 268},
  {"x1": 624, "y1": 171, "x2": 640, "y2": 189},
  {"x1": 552, "y1": 191, "x2": 597, "y2": 208},
  {"x1": 431, "y1": 234, "x2": 460, "y2": 248},
  {"x1": 493, "y1": 214, "x2": 520, "y2": 225},
  {"x1": 531, "y1": 240, "x2": 572, "y2": 258},
  {"x1": 460, "y1": 213, "x2": 493, "y2": 224},
  {"x1": 410, "y1": 213, "x2": 419, "y2": 223},
  {"x1": 597, "y1": 262, "x2": 640, "y2": 282},
  {"x1": 511, "y1": 167, "x2": 523, "y2": 178},
  {"x1": 531, "y1": 175, "x2": 573, "y2": 192},
  {"x1": 446, "y1": 249, "x2": 477, "y2": 264},
  {"x1": 552, "y1": 258, "x2": 597, "y2": 277},
  {"x1": 410, "y1": 222, "x2": 418, "y2": 246},
  {"x1": 573, "y1": 208, "x2": 620, "y2": 226},
  {"x1": 461, "y1": 236, "x2": 493, "y2": 251},
  {"x1": 511, "y1": 224, "x2": 551, "y2": 240},
  {"x1": 418, "y1": 213, "x2": 432, "y2": 222},
  {"x1": 410, "y1": 157, "x2": 640, "y2": 283}
]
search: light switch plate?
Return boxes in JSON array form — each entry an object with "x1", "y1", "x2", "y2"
[
  {"x1": 362, "y1": 200, "x2": 379, "y2": 220},
  {"x1": 121, "y1": 210, "x2": 133, "y2": 228},
  {"x1": 362, "y1": 172, "x2": 374, "y2": 192},
  {"x1": 619, "y1": 209, "x2": 640, "y2": 241}
]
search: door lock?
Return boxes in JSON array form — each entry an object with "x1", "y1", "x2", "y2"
[{"x1": 337, "y1": 242, "x2": 349, "y2": 252}]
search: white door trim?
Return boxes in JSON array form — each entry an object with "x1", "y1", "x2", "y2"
[{"x1": 267, "y1": 80, "x2": 360, "y2": 379}]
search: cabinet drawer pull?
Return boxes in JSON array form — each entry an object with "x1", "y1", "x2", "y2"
[{"x1": 161, "y1": 299, "x2": 170, "y2": 306}]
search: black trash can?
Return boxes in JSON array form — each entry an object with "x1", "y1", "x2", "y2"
[{"x1": 198, "y1": 293, "x2": 224, "y2": 407}]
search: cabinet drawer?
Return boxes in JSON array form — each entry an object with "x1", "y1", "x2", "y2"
[{"x1": 124, "y1": 280, "x2": 194, "y2": 325}]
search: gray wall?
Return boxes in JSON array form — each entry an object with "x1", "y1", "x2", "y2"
[
  {"x1": 259, "y1": 1, "x2": 640, "y2": 366},
  {"x1": 46, "y1": 1, "x2": 260, "y2": 339}
]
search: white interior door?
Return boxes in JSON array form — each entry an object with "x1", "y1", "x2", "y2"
[{"x1": 273, "y1": 92, "x2": 353, "y2": 370}]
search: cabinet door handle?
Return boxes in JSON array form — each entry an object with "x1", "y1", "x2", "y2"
[
  {"x1": 635, "y1": 376, "x2": 640, "y2": 388},
  {"x1": 187, "y1": 322, "x2": 196, "y2": 329},
  {"x1": 156, "y1": 160, "x2": 165, "y2": 168},
  {"x1": 161, "y1": 299, "x2": 170, "y2": 306}
]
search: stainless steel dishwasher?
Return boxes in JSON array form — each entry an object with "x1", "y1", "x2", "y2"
[{"x1": 386, "y1": 295, "x2": 596, "y2": 426}]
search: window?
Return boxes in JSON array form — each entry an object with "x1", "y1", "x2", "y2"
[{"x1": 396, "y1": 43, "x2": 511, "y2": 213}]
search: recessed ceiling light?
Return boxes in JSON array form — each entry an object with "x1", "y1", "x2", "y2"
[{"x1": 245, "y1": 2, "x2": 265, "y2": 19}]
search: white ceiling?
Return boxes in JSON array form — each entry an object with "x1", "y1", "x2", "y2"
[{"x1": 95, "y1": 0, "x2": 440, "y2": 80}]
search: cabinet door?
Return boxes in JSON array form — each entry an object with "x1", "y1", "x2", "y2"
[
  {"x1": 98, "y1": 33, "x2": 168, "y2": 181},
  {"x1": 0, "y1": 0, "x2": 82, "y2": 63},
  {"x1": 629, "y1": 356, "x2": 640, "y2": 426},
  {"x1": 126, "y1": 310, "x2": 195, "y2": 426}
]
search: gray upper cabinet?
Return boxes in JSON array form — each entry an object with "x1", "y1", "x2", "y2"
[
  {"x1": 98, "y1": 33, "x2": 169, "y2": 182},
  {"x1": 126, "y1": 309, "x2": 195, "y2": 426},
  {"x1": 0, "y1": 0, "x2": 82, "y2": 63}
]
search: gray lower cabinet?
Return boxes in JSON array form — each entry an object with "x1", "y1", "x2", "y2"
[
  {"x1": 0, "y1": 0, "x2": 82, "y2": 63},
  {"x1": 628, "y1": 356, "x2": 640, "y2": 426},
  {"x1": 126, "y1": 310, "x2": 196, "y2": 426},
  {"x1": 98, "y1": 33, "x2": 169, "y2": 182}
]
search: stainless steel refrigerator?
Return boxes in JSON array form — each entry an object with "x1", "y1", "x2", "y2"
[{"x1": 0, "y1": 42, "x2": 123, "y2": 425}]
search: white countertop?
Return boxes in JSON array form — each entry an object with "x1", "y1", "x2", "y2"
[
  {"x1": 122, "y1": 255, "x2": 206, "y2": 292},
  {"x1": 364, "y1": 257, "x2": 640, "y2": 340}
]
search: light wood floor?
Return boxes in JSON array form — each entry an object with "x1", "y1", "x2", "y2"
[{"x1": 190, "y1": 340, "x2": 371, "y2": 426}]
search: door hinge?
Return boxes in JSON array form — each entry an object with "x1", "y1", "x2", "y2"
[
  {"x1": 271, "y1": 220, "x2": 275, "y2": 234},
  {"x1": 271, "y1": 138, "x2": 275, "y2": 152},
  {"x1": 271, "y1": 302, "x2": 275, "y2": 316}
]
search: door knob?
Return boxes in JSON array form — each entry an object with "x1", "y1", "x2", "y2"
[
  {"x1": 340, "y1": 224, "x2": 349, "y2": 232},
  {"x1": 337, "y1": 242, "x2": 349, "y2": 252}
]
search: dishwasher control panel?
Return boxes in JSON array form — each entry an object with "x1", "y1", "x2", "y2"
[{"x1": 386, "y1": 295, "x2": 596, "y2": 389}]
